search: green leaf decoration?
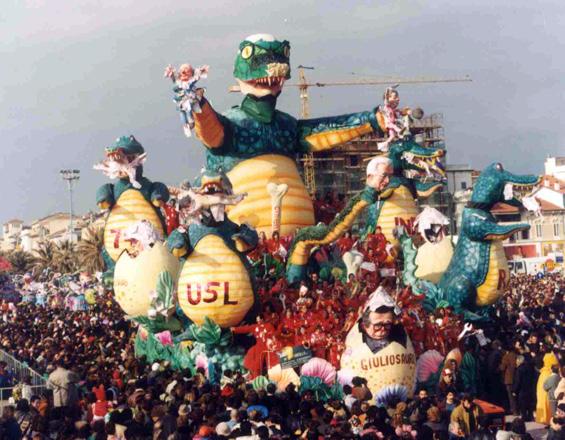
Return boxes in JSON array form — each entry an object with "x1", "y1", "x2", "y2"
[
  {"x1": 132, "y1": 315, "x2": 182, "y2": 334},
  {"x1": 252, "y1": 376, "x2": 270, "y2": 391},
  {"x1": 156, "y1": 271, "x2": 174, "y2": 309}
]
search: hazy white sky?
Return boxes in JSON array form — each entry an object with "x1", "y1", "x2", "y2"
[{"x1": 1, "y1": 0, "x2": 564, "y2": 223}]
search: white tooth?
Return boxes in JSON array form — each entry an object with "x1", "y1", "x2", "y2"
[
  {"x1": 210, "y1": 205, "x2": 225, "y2": 222},
  {"x1": 504, "y1": 183, "x2": 514, "y2": 201}
]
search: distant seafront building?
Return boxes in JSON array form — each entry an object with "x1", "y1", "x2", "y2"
[
  {"x1": 1, "y1": 211, "x2": 105, "y2": 253},
  {"x1": 1, "y1": 219, "x2": 24, "y2": 252}
]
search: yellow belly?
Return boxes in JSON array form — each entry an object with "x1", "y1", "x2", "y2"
[
  {"x1": 103, "y1": 189, "x2": 164, "y2": 262},
  {"x1": 226, "y1": 154, "x2": 315, "y2": 236},
  {"x1": 177, "y1": 235, "x2": 254, "y2": 328},
  {"x1": 476, "y1": 241, "x2": 509, "y2": 306},
  {"x1": 377, "y1": 185, "x2": 419, "y2": 247}
]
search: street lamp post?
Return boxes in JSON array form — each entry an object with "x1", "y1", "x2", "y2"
[{"x1": 60, "y1": 169, "x2": 80, "y2": 242}]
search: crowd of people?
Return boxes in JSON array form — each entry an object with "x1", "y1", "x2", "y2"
[{"x1": 0, "y1": 225, "x2": 563, "y2": 439}]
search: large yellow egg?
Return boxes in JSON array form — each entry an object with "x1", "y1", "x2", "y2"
[
  {"x1": 340, "y1": 322, "x2": 416, "y2": 398},
  {"x1": 226, "y1": 154, "x2": 315, "y2": 236},
  {"x1": 415, "y1": 238, "x2": 454, "y2": 284},
  {"x1": 104, "y1": 189, "x2": 165, "y2": 262},
  {"x1": 113, "y1": 243, "x2": 180, "y2": 317},
  {"x1": 177, "y1": 235, "x2": 254, "y2": 328}
]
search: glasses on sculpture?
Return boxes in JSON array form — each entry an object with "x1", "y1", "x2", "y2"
[{"x1": 369, "y1": 321, "x2": 393, "y2": 330}]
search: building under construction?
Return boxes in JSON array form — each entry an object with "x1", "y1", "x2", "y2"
[{"x1": 298, "y1": 113, "x2": 446, "y2": 197}]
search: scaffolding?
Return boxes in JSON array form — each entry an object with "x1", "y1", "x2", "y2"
[{"x1": 299, "y1": 113, "x2": 446, "y2": 198}]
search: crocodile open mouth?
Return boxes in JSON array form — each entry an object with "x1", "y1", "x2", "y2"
[
  {"x1": 504, "y1": 179, "x2": 541, "y2": 213},
  {"x1": 201, "y1": 182, "x2": 224, "y2": 195},
  {"x1": 402, "y1": 151, "x2": 446, "y2": 182},
  {"x1": 246, "y1": 76, "x2": 286, "y2": 88}
]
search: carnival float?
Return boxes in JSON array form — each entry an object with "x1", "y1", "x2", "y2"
[{"x1": 93, "y1": 34, "x2": 542, "y2": 402}]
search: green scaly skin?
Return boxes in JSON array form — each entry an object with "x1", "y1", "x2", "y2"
[
  {"x1": 363, "y1": 138, "x2": 445, "y2": 238},
  {"x1": 96, "y1": 136, "x2": 169, "y2": 271},
  {"x1": 284, "y1": 137, "x2": 445, "y2": 283},
  {"x1": 285, "y1": 186, "x2": 379, "y2": 283},
  {"x1": 400, "y1": 162, "x2": 539, "y2": 319},
  {"x1": 197, "y1": 35, "x2": 383, "y2": 176}
]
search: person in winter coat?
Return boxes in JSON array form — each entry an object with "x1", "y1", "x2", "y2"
[
  {"x1": 544, "y1": 364, "x2": 562, "y2": 418},
  {"x1": 513, "y1": 355, "x2": 537, "y2": 422},
  {"x1": 450, "y1": 394, "x2": 483, "y2": 437},
  {"x1": 500, "y1": 345, "x2": 518, "y2": 415},
  {"x1": 1, "y1": 405, "x2": 22, "y2": 440},
  {"x1": 47, "y1": 360, "x2": 79, "y2": 409}
]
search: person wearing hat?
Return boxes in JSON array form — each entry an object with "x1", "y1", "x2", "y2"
[{"x1": 216, "y1": 421, "x2": 232, "y2": 438}]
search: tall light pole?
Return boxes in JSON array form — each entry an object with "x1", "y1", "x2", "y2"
[{"x1": 60, "y1": 169, "x2": 80, "y2": 242}]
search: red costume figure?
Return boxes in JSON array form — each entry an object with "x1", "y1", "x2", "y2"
[
  {"x1": 336, "y1": 231, "x2": 355, "y2": 255},
  {"x1": 327, "y1": 336, "x2": 345, "y2": 368},
  {"x1": 424, "y1": 315, "x2": 441, "y2": 352},
  {"x1": 278, "y1": 309, "x2": 300, "y2": 334},
  {"x1": 309, "y1": 325, "x2": 328, "y2": 358},
  {"x1": 162, "y1": 200, "x2": 180, "y2": 235},
  {"x1": 232, "y1": 317, "x2": 278, "y2": 378}
]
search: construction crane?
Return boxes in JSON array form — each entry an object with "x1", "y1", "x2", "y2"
[{"x1": 229, "y1": 68, "x2": 472, "y2": 195}]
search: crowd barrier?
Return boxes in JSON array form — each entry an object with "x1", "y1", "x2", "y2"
[{"x1": 0, "y1": 349, "x2": 47, "y2": 405}]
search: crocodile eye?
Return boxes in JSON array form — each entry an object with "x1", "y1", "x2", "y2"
[
  {"x1": 241, "y1": 45, "x2": 254, "y2": 60},
  {"x1": 495, "y1": 163, "x2": 503, "y2": 171}
]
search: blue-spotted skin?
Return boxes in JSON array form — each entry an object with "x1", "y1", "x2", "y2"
[
  {"x1": 205, "y1": 106, "x2": 379, "y2": 174},
  {"x1": 437, "y1": 163, "x2": 539, "y2": 316}
]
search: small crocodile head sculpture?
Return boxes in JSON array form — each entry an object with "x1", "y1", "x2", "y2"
[
  {"x1": 470, "y1": 162, "x2": 540, "y2": 210},
  {"x1": 94, "y1": 135, "x2": 147, "y2": 188}
]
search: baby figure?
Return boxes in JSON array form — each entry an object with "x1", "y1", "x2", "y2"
[
  {"x1": 164, "y1": 63, "x2": 209, "y2": 137},
  {"x1": 377, "y1": 86, "x2": 422, "y2": 151}
]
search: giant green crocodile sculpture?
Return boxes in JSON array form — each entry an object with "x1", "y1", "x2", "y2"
[
  {"x1": 399, "y1": 162, "x2": 539, "y2": 318},
  {"x1": 170, "y1": 33, "x2": 391, "y2": 237},
  {"x1": 285, "y1": 138, "x2": 445, "y2": 283},
  {"x1": 363, "y1": 138, "x2": 446, "y2": 246},
  {"x1": 95, "y1": 135, "x2": 169, "y2": 271}
]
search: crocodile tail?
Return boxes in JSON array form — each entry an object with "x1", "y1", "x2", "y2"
[
  {"x1": 397, "y1": 227, "x2": 421, "y2": 293},
  {"x1": 286, "y1": 189, "x2": 375, "y2": 284},
  {"x1": 361, "y1": 201, "x2": 382, "y2": 241}
]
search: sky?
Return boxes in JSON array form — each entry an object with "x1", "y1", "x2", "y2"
[{"x1": 1, "y1": 0, "x2": 564, "y2": 224}]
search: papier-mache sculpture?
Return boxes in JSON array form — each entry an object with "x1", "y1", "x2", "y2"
[
  {"x1": 340, "y1": 287, "x2": 416, "y2": 405},
  {"x1": 164, "y1": 63, "x2": 209, "y2": 137},
  {"x1": 94, "y1": 135, "x2": 169, "y2": 271},
  {"x1": 363, "y1": 138, "x2": 446, "y2": 248},
  {"x1": 399, "y1": 162, "x2": 540, "y2": 319},
  {"x1": 167, "y1": 169, "x2": 259, "y2": 328},
  {"x1": 167, "y1": 33, "x2": 404, "y2": 236}
]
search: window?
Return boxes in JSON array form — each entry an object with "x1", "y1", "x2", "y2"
[
  {"x1": 521, "y1": 229, "x2": 529, "y2": 240},
  {"x1": 461, "y1": 181, "x2": 467, "y2": 190},
  {"x1": 535, "y1": 224, "x2": 542, "y2": 237},
  {"x1": 554, "y1": 223, "x2": 560, "y2": 237}
]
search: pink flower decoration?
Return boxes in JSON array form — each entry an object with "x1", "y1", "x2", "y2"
[{"x1": 155, "y1": 330, "x2": 173, "y2": 346}]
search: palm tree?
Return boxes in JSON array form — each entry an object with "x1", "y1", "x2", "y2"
[
  {"x1": 76, "y1": 226, "x2": 105, "y2": 273},
  {"x1": 7, "y1": 250, "x2": 34, "y2": 274},
  {"x1": 53, "y1": 240, "x2": 78, "y2": 274},
  {"x1": 32, "y1": 241, "x2": 56, "y2": 277}
]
